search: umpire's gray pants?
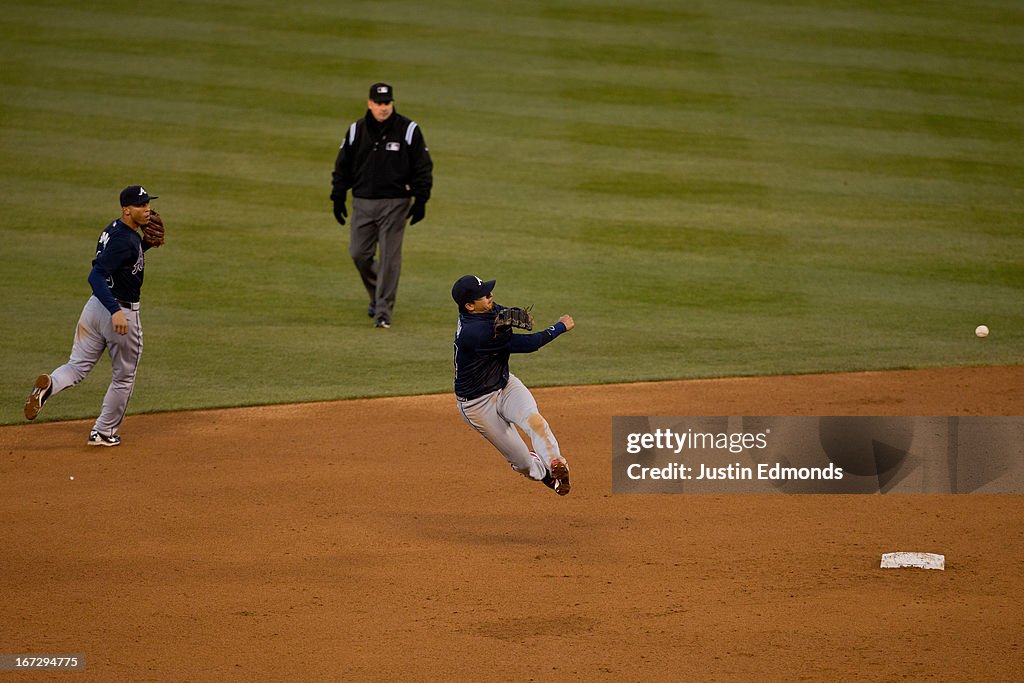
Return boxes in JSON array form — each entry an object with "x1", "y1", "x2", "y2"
[
  {"x1": 49, "y1": 296, "x2": 143, "y2": 437},
  {"x1": 349, "y1": 196, "x2": 412, "y2": 324}
]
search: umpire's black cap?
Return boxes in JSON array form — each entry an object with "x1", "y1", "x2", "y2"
[
  {"x1": 120, "y1": 185, "x2": 158, "y2": 206},
  {"x1": 452, "y1": 275, "x2": 496, "y2": 307},
  {"x1": 369, "y1": 82, "x2": 394, "y2": 103}
]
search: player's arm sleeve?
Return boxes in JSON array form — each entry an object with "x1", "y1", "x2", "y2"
[
  {"x1": 408, "y1": 125, "x2": 433, "y2": 201},
  {"x1": 508, "y1": 322, "x2": 568, "y2": 354},
  {"x1": 88, "y1": 264, "x2": 120, "y2": 314}
]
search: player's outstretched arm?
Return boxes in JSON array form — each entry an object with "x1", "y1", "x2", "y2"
[{"x1": 508, "y1": 316, "x2": 573, "y2": 354}]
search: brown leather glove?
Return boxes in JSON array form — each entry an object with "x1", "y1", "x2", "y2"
[
  {"x1": 142, "y1": 210, "x2": 165, "y2": 247},
  {"x1": 494, "y1": 305, "x2": 534, "y2": 333}
]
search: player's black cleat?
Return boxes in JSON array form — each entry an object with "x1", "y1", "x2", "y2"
[
  {"x1": 87, "y1": 430, "x2": 121, "y2": 447},
  {"x1": 375, "y1": 318, "x2": 391, "y2": 329},
  {"x1": 527, "y1": 451, "x2": 557, "y2": 490},
  {"x1": 24, "y1": 374, "x2": 52, "y2": 421}
]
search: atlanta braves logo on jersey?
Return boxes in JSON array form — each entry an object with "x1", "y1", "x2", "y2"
[{"x1": 131, "y1": 247, "x2": 145, "y2": 276}]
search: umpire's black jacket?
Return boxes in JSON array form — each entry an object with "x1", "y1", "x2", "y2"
[{"x1": 331, "y1": 110, "x2": 433, "y2": 202}]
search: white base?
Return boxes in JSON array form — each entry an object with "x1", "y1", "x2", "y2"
[{"x1": 880, "y1": 552, "x2": 945, "y2": 570}]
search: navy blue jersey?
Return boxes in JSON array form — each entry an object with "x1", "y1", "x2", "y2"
[
  {"x1": 453, "y1": 304, "x2": 567, "y2": 400},
  {"x1": 89, "y1": 219, "x2": 146, "y2": 313}
]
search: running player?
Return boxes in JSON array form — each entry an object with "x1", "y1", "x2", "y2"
[{"x1": 24, "y1": 186, "x2": 162, "y2": 446}]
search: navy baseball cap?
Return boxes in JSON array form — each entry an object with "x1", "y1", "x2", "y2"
[
  {"x1": 369, "y1": 82, "x2": 394, "y2": 103},
  {"x1": 120, "y1": 185, "x2": 157, "y2": 206},
  {"x1": 452, "y1": 275, "x2": 496, "y2": 306}
]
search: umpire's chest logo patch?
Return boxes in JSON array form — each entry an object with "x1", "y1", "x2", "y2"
[{"x1": 386, "y1": 142, "x2": 401, "y2": 151}]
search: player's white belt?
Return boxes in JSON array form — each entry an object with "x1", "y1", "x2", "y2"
[{"x1": 117, "y1": 300, "x2": 141, "y2": 311}]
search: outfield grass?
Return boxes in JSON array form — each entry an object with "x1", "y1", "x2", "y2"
[{"x1": 1, "y1": 0, "x2": 1022, "y2": 424}]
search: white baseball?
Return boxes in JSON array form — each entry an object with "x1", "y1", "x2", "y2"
[{"x1": 975, "y1": 325, "x2": 989, "y2": 338}]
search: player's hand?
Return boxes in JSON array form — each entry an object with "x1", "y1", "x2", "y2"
[
  {"x1": 111, "y1": 310, "x2": 128, "y2": 336},
  {"x1": 559, "y1": 314, "x2": 574, "y2": 331},
  {"x1": 333, "y1": 199, "x2": 347, "y2": 226}
]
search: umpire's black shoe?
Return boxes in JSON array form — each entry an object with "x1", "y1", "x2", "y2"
[{"x1": 24, "y1": 374, "x2": 52, "y2": 421}]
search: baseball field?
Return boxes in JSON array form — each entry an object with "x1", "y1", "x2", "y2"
[{"x1": 1, "y1": 0, "x2": 1022, "y2": 680}]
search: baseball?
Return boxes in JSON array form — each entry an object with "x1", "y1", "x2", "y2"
[
  {"x1": 69, "y1": 476, "x2": 75, "y2": 481},
  {"x1": 975, "y1": 325, "x2": 989, "y2": 338}
]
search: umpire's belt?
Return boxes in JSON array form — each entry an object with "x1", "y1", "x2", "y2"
[{"x1": 117, "y1": 299, "x2": 141, "y2": 311}]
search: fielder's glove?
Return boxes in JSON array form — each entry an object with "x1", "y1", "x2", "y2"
[
  {"x1": 407, "y1": 196, "x2": 427, "y2": 225},
  {"x1": 142, "y1": 210, "x2": 165, "y2": 247},
  {"x1": 494, "y1": 305, "x2": 534, "y2": 333}
]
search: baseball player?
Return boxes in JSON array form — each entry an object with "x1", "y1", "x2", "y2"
[
  {"x1": 331, "y1": 82, "x2": 433, "y2": 329},
  {"x1": 23, "y1": 185, "x2": 165, "y2": 446},
  {"x1": 451, "y1": 275, "x2": 574, "y2": 495}
]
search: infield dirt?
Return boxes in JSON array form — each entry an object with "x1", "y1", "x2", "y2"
[{"x1": 2, "y1": 366, "x2": 1022, "y2": 680}]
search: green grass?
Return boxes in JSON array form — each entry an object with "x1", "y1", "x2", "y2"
[{"x1": 2, "y1": 0, "x2": 1022, "y2": 424}]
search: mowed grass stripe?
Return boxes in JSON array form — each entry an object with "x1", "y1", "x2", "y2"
[
  {"x1": 1, "y1": 6, "x2": 721, "y2": 78},
  {"x1": 8, "y1": 86, "x2": 1019, "y2": 197},
  {"x1": 4, "y1": 119, "x2": 1015, "y2": 225},
  {"x1": 10, "y1": 5, "x2": 1017, "y2": 154}
]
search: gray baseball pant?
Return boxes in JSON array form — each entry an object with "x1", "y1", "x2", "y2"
[
  {"x1": 457, "y1": 374, "x2": 562, "y2": 481},
  {"x1": 49, "y1": 296, "x2": 143, "y2": 437},
  {"x1": 349, "y1": 196, "x2": 412, "y2": 323}
]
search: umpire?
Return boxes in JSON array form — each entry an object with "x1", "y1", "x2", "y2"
[{"x1": 331, "y1": 82, "x2": 433, "y2": 329}]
